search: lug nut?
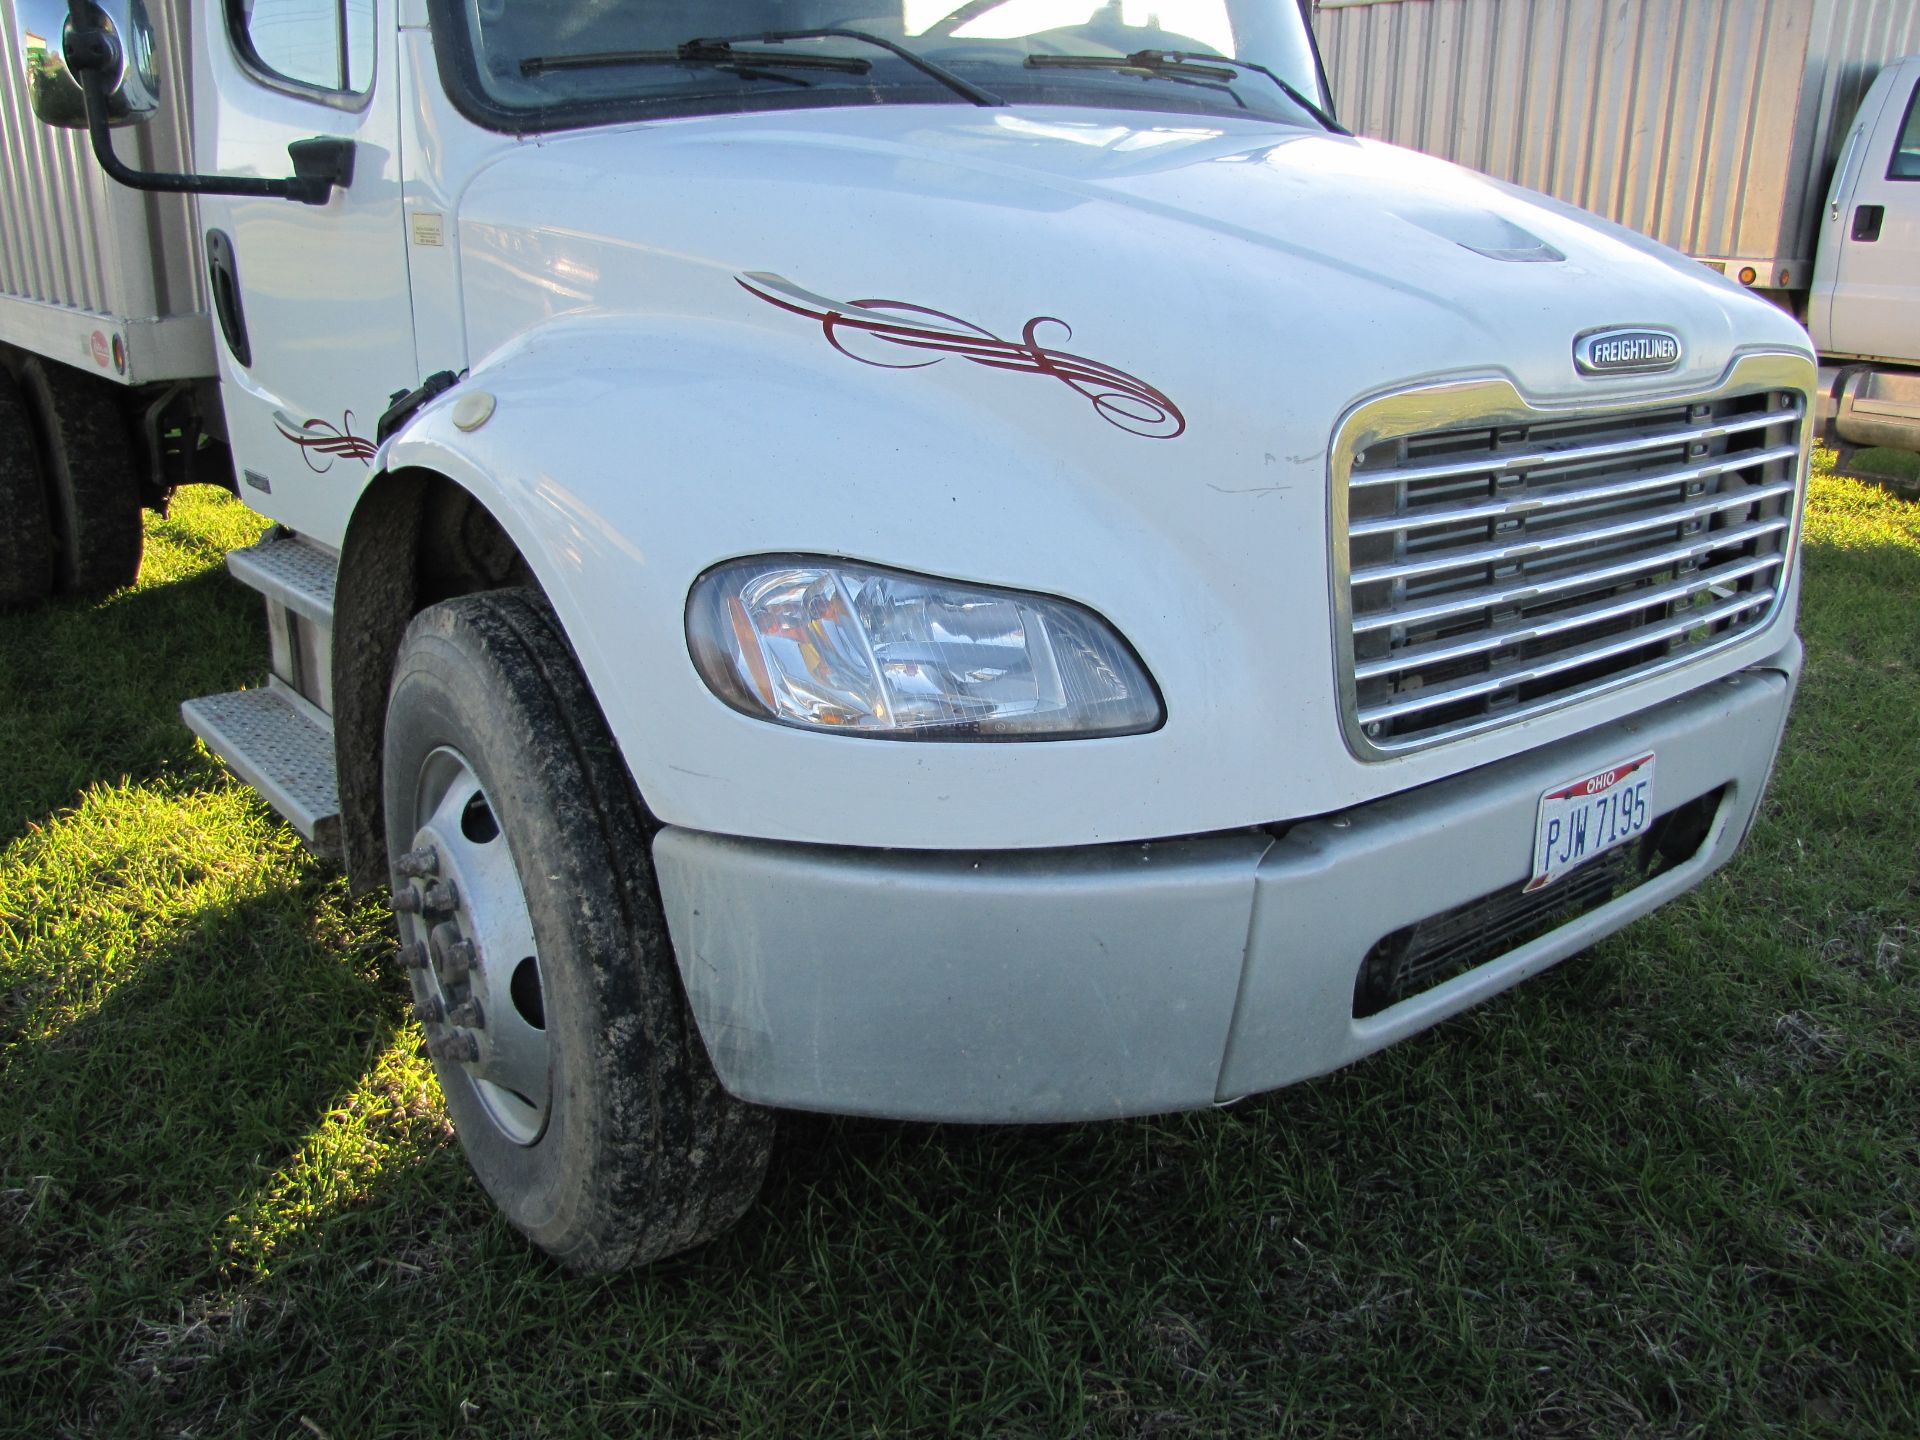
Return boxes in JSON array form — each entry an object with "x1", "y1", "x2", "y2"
[
  {"x1": 447, "y1": 999, "x2": 484, "y2": 1029},
  {"x1": 390, "y1": 886, "x2": 424, "y2": 915},
  {"x1": 410, "y1": 996, "x2": 445, "y2": 1025},
  {"x1": 420, "y1": 881, "x2": 458, "y2": 916},
  {"x1": 394, "y1": 941, "x2": 430, "y2": 972},
  {"x1": 434, "y1": 932, "x2": 478, "y2": 986},
  {"x1": 394, "y1": 845, "x2": 440, "y2": 879},
  {"x1": 429, "y1": 1031, "x2": 480, "y2": 1064}
]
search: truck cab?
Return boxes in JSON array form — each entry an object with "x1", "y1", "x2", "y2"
[
  {"x1": 1813, "y1": 51, "x2": 1920, "y2": 365},
  {"x1": 1814, "y1": 51, "x2": 1920, "y2": 461},
  {"x1": 5, "y1": 0, "x2": 1813, "y2": 1270}
]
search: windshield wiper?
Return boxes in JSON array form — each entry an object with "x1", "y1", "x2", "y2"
[
  {"x1": 1026, "y1": 50, "x2": 1346, "y2": 133},
  {"x1": 523, "y1": 29, "x2": 1004, "y2": 108},
  {"x1": 691, "y1": 30, "x2": 1003, "y2": 107},
  {"x1": 520, "y1": 42, "x2": 870, "y2": 81}
]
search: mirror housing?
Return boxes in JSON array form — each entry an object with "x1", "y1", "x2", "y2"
[
  {"x1": 26, "y1": 0, "x2": 350, "y2": 204},
  {"x1": 19, "y1": 0, "x2": 158, "y2": 129}
]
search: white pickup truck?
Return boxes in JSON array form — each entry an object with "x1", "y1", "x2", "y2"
[{"x1": 2, "y1": 0, "x2": 1812, "y2": 1270}]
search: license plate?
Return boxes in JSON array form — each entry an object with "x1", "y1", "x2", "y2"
[{"x1": 1526, "y1": 752, "x2": 1656, "y2": 892}]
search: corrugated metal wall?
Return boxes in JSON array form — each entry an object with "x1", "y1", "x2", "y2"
[
  {"x1": 1313, "y1": 0, "x2": 1920, "y2": 277},
  {"x1": 0, "y1": 0, "x2": 202, "y2": 324}
]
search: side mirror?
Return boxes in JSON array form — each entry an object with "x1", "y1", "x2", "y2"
[
  {"x1": 22, "y1": 0, "x2": 351, "y2": 204},
  {"x1": 18, "y1": 0, "x2": 158, "y2": 129}
]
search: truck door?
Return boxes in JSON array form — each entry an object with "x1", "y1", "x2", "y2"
[
  {"x1": 1814, "y1": 58, "x2": 1920, "y2": 365},
  {"x1": 194, "y1": 0, "x2": 415, "y2": 546}
]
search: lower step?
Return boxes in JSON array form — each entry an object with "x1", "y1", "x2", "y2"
[{"x1": 183, "y1": 686, "x2": 342, "y2": 857}]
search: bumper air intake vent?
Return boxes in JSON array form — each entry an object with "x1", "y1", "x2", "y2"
[{"x1": 1352, "y1": 786, "x2": 1727, "y2": 1018}]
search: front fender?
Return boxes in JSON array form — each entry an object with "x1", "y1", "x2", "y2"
[{"x1": 374, "y1": 312, "x2": 1278, "y2": 851}]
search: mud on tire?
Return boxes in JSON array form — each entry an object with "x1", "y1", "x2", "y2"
[{"x1": 383, "y1": 588, "x2": 772, "y2": 1271}]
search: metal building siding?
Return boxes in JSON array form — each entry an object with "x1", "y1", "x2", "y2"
[
  {"x1": 1312, "y1": 0, "x2": 1916, "y2": 276},
  {"x1": 0, "y1": 0, "x2": 202, "y2": 331}
]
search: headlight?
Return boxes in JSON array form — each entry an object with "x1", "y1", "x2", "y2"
[{"x1": 686, "y1": 557, "x2": 1163, "y2": 739}]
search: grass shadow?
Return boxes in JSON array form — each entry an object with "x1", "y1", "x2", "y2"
[
  {"x1": 0, "y1": 864, "x2": 403, "y2": 1424},
  {"x1": 0, "y1": 562, "x2": 267, "y2": 848},
  {"x1": 1830, "y1": 444, "x2": 1920, "y2": 494}
]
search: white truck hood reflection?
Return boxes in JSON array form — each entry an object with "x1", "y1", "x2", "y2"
[{"x1": 456, "y1": 103, "x2": 1809, "y2": 416}]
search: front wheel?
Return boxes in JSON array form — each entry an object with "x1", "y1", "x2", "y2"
[{"x1": 383, "y1": 589, "x2": 771, "y2": 1271}]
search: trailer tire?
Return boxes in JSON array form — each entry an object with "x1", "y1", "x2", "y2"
[
  {"x1": 0, "y1": 370, "x2": 53, "y2": 605},
  {"x1": 383, "y1": 588, "x2": 771, "y2": 1272},
  {"x1": 19, "y1": 358, "x2": 142, "y2": 596}
]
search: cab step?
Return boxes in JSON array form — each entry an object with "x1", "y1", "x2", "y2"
[
  {"x1": 226, "y1": 528, "x2": 337, "y2": 622},
  {"x1": 182, "y1": 682, "x2": 342, "y2": 857},
  {"x1": 225, "y1": 530, "x2": 338, "y2": 713}
]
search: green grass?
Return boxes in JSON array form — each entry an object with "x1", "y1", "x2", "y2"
[{"x1": 2, "y1": 471, "x2": 1917, "y2": 1438}]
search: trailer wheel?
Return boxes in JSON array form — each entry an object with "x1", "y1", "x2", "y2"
[
  {"x1": 0, "y1": 370, "x2": 53, "y2": 605},
  {"x1": 383, "y1": 588, "x2": 772, "y2": 1272},
  {"x1": 19, "y1": 359, "x2": 142, "y2": 596}
]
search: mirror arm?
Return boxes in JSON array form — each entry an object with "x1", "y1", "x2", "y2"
[{"x1": 62, "y1": 11, "x2": 352, "y2": 204}]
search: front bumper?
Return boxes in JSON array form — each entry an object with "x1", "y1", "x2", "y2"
[{"x1": 654, "y1": 646, "x2": 1799, "y2": 1122}]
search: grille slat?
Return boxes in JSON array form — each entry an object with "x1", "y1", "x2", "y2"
[
  {"x1": 1351, "y1": 480, "x2": 1798, "y2": 587},
  {"x1": 1356, "y1": 587, "x2": 1776, "y2": 725},
  {"x1": 1353, "y1": 551, "x2": 1783, "y2": 681},
  {"x1": 1350, "y1": 516, "x2": 1792, "y2": 634},
  {"x1": 1348, "y1": 442, "x2": 1799, "y2": 538},
  {"x1": 1341, "y1": 389, "x2": 1803, "y2": 751},
  {"x1": 1347, "y1": 404, "x2": 1798, "y2": 489}
]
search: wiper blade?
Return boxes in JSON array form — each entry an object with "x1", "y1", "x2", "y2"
[
  {"x1": 1026, "y1": 50, "x2": 1346, "y2": 133},
  {"x1": 1027, "y1": 53, "x2": 1250, "y2": 108},
  {"x1": 520, "y1": 42, "x2": 870, "y2": 79},
  {"x1": 690, "y1": 29, "x2": 1004, "y2": 107},
  {"x1": 522, "y1": 31, "x2": 1002, "y2": 106}
]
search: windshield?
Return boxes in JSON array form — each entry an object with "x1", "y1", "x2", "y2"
[{"x1": 432, "y1": 0, "x2": 1331, "y2": 132}]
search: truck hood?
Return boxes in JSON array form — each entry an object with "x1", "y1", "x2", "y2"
[
  {"x1": 456, "y1": 103, "x2": 1810, "y2": 407},
  {"x1": 435, "y1": 105, "x2": 1814, "y2": 848}
]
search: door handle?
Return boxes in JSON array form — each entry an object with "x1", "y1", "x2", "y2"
[
  {"x1": 1853, "y1": 205, "x2": 1885, "y2": 243},
  {"x1": 1831, "y1": 127, "x2": 1864, "y2": 221},
  {"x1": 205, "y1": 230, "x2": 252, "y2": 368}
]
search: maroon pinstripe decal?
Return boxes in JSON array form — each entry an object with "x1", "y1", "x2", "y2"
[
  {"x1": 739, "y1": 273, "x2": 1185, "y2": 440},
  {"x1": 275, "y1": 411, "x2": 376, "y2": 473}
]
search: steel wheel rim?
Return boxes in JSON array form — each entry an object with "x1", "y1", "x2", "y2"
[{"x1": 401, "y1": 745, "x2": 551, "y2": 1146}]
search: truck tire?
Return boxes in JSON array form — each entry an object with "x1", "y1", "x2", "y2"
[
  {"x1": 0, "y1": 370, "x2": 53, "y2": 605},
  {"x1": 18, "y1": 358, "x2": 142, "y2": 596},
  {"x1": 383, "y1": 588, "x2": 772, "y2": 1271}
]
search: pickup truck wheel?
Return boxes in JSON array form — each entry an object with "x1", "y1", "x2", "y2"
[
  {"x1": 18, "y1": 359, "x2": 142, "y2": 596},
  {"x1": 0, "y1": 370, "x2": 53, "y2": 605},
  {"x1": 383, "y1": 589, "x2": 772, "y2": 1272}
]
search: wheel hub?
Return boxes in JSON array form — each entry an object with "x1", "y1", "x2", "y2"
[{"x1": 395, "y1": 747, "x2": 551, "y2": 1145}]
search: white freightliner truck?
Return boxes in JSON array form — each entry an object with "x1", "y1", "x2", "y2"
[{"x1": 1, "y1": 0, "x2": 1815, "y2": 1269}]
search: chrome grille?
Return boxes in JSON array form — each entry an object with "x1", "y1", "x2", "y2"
[{"x1": 1339, "y1": 387, "x2": 1804, "y2": 753}]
